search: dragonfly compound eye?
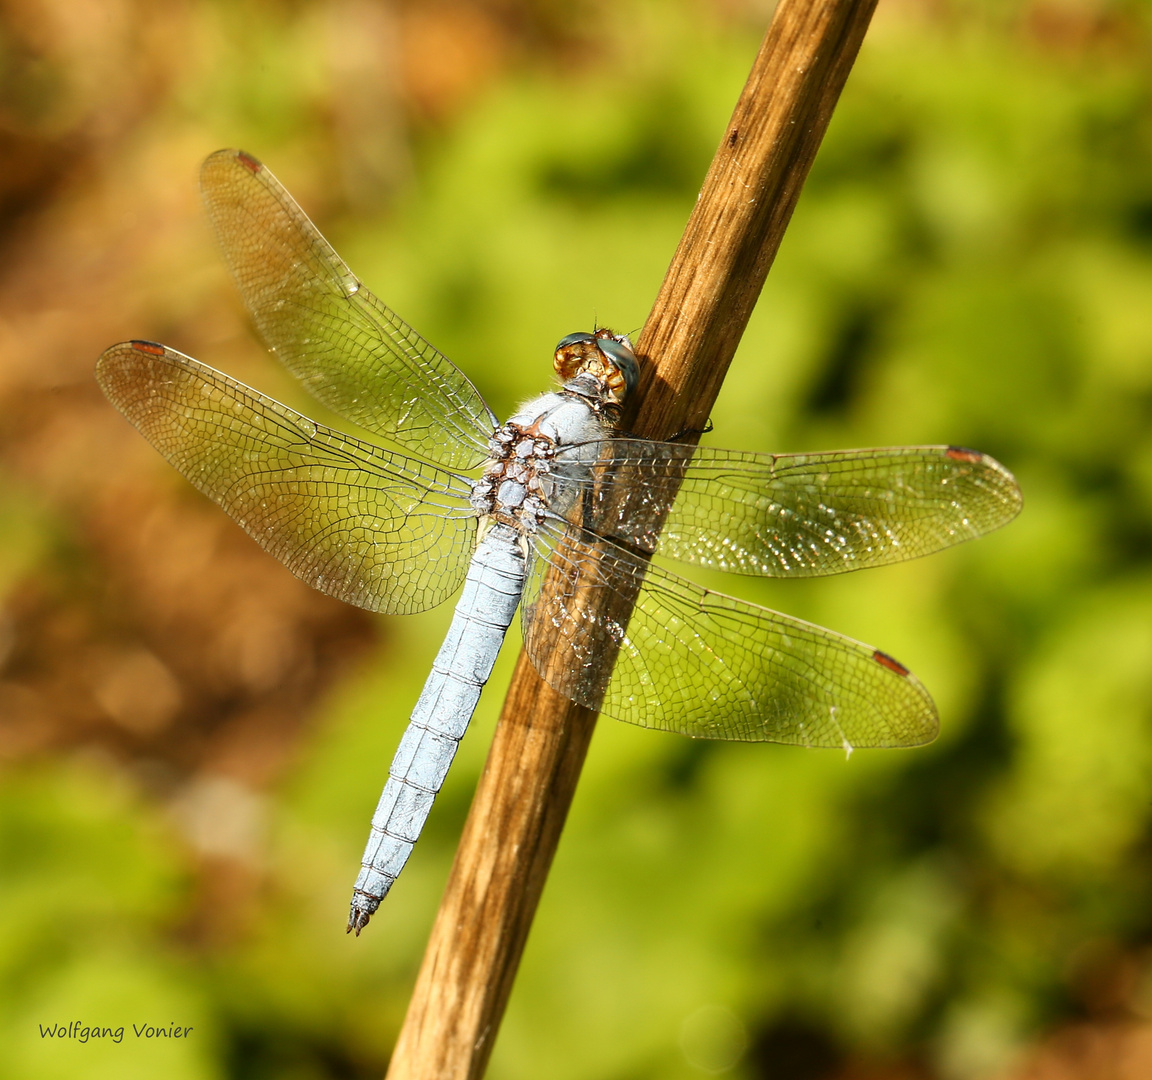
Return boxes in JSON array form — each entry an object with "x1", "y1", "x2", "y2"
[
  {"x1": 553, "y1": 331, "x2": 600, "y2": 381},
  {"x1": 555, "y1": 331, "x2": 596, "y2": 350},
  {"x1": 595, "y1": 336, "x2": 639, "y2": 399}
]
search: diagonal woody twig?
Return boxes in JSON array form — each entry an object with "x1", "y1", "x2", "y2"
[{"x1": 384, "y1": 2, "x2": 880, "y2": 1077}]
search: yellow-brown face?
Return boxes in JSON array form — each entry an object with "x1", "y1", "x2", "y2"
[{"x1": 553, "y1": 330, "x2": 638, "y2": 405}]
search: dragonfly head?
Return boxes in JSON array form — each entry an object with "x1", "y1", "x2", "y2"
[{"x1": 554, "y1": 330, "x2": 638, "y2": 406}]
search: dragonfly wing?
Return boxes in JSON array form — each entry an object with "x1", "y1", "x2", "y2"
[
  {"x1": 551, "y1": 441, "x2": 1022, "y2": 577},
  {"x1": 200, "y1": 149, "x2": 496, "y2": 470},
  {"x1": 97, "y1": 341, "x2": 477, "y2": 614},
  {"x1": 522, "y1": 522, "x2": 937, "y2": 748}
]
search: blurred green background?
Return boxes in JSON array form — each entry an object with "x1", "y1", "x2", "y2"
[{"x1": 1, "y1": 0, "x2": 1150, "y2": 1077}]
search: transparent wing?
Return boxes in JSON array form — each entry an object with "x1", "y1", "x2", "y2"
[
  {"x1": 522, "y1": 522, "x2": 937, "y2": 748},
  {"x1": 96, "y1": 341, "x2": 477, "y2": 614},
  {"x1": 200, "y1": 148, "x2": 496, "y2": 469},
  {"x1": 551, "y1": 441, "x2": 1022, "y2": 577}
]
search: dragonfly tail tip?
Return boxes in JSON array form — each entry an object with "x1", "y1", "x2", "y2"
[
  {"x1": 347, "y1": 907, "x2": 374, "y2": 936},
  {"x1": 347, "y1": 916, "x2": 365, "y2": 936}
]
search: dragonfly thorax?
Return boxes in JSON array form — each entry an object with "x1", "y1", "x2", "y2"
[{"x1": 471, "y1": 421, "x2": 558, "y2": 531}]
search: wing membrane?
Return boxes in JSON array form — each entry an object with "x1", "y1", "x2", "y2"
[
  {"x1": 96, "y1": 341, "x2": 477, "y2": 614},
  {"x1": 522, "y1": 523, "x2": 938, "y2": 748},
  {"x1": 200, "y1": 149, "x2": 496, "y2": 469},
  {"x1": 551, "y1": 441, "x2": 1022, "y2": 577}
]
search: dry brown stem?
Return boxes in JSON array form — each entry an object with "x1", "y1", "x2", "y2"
[{"x1": 385, "y1": 2, "x2": 879, "y2": 1076}]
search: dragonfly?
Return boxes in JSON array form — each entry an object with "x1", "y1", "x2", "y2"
[{"x1": 97, "y1": 149, "x2": 1022, "y2": 935}]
